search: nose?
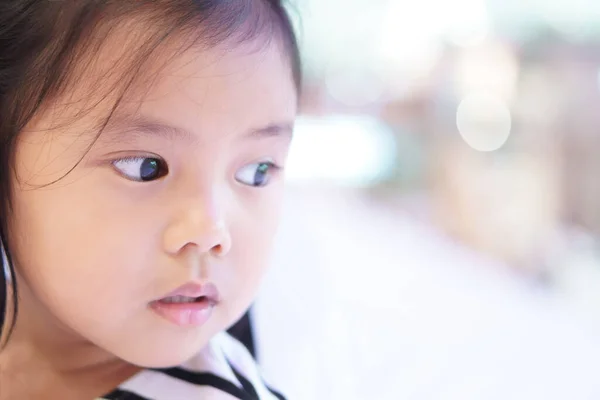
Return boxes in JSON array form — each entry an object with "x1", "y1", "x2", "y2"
[{"x1": 162, "y1": 199, "x2": 232, "y2": 259}]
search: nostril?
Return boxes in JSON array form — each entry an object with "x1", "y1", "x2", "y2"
[{"x1": 211, "y1": 244, "x2": 224, "y2": 254}]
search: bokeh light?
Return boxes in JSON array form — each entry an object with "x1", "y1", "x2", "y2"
[
  {"x1": 286, "y1": 115, "x2": 397, "y2": 187},
  {"x1": 456, "y1": 93, "x2": 512, "y2": 152}
]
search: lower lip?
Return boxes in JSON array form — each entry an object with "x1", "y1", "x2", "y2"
[{"x1": 149, "y1": 299, "x2": 216, "y2": 327}]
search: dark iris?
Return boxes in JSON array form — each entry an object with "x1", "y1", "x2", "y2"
[
  {"x1": 140, "y1": 158, "x2": 162, "y2": 181},
  {"x1": 253, "y1": 163, "x2": 270, "y2": 186}
]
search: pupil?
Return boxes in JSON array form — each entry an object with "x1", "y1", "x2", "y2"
[
  {"x1": 140, "y1": 158, "x2": 159, "y2": 181},
  {"x1": 254, "y1": 163, "x2": 269, "y2": 186}
]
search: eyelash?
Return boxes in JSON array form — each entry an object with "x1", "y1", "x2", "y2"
[
  {"x1": 260, "y1": 161, "x2": 282, "y2": 172},
  {"x1": 235, "y1": 160, "x2": 283, "y2": 188},
  {"x1": 111, "y1": 155, "x2": 168, "y2": 182}
]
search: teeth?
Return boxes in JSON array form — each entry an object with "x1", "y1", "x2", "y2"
[{"x1": 161, "y1": 295, "x2": 198, "y2": 304}]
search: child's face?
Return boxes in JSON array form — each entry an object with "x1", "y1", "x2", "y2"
[{"x1": 8, "y1": 41, "x2": 297, "y2": 367}]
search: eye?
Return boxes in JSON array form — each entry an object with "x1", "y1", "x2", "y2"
[
  {"x1": 112, "y1": 156, "x2": 168, "y2": 182},
  {"x1": 235, "y1": 161, "x2": 280, "y2": 187}
]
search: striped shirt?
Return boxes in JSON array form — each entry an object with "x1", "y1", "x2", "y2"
[{"x1": 98, "y1": 332, "x2": 286, "y2": 400}]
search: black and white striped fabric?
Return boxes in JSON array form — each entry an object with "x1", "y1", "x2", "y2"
[{"x1": 98, "y1": 332, "x2": 286, "y2": 400}]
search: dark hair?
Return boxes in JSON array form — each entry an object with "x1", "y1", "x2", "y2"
[{"x1": 0, "y1": 0, "x2": 301, "y2": 347}]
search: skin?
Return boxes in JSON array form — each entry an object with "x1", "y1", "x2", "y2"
[{"x1": 0, "y1": 28, "x2": 297, "y2": 399}]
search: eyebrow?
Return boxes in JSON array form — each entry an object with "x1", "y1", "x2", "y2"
[{"x1": 100, "y1": 115, "x2": 294, "y2": 144}]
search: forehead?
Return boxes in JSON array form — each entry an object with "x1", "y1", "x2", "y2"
[
  {"x1": 129, "y1": 42, "x2": 297, "y2": 133},
  {"x1": 95, "y1": 41, "x2": 298, "y2": 149},
  {"x1": 27, "y1": 35, "x2": 297, "y2": 147}
]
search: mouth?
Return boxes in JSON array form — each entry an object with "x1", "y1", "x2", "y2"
[
  {"x1": 158, "y1": 295, "x2": 216, "y2": 305},
  {"x1": 149, "y1": 282, "x2": 220, "y2": 327}
]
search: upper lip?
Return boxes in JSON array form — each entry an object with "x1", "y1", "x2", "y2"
[{"x1": 158, "y1": 282, "x2": 220, "y2": 302}]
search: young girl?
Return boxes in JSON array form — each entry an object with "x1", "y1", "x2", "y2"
[{"x1": 0, "y1": 1, "x2": 301, "y2": 399}]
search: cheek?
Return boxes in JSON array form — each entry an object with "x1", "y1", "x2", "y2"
[
  {"x1": 9, "y1": 184, "x2": 154, "y2": 319},
  {"x1": 229, "y1": 190, "x2": 284, "y2": 288}
]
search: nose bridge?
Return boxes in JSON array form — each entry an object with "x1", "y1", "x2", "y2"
[
  {"x1": 186, "y1": 188, "x2": 222, "y2": 227},
  {"x1": 163, "y1": 180, "x2": 231, "y2": 256}
]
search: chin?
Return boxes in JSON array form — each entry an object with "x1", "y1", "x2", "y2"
[
  {"x1": 124, "y1": 345, "x2": 205, "y2": 369},
  {"x1": 114, "y1": 332, "x2": 214, "y2": 369}
]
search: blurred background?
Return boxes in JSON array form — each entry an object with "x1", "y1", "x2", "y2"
[{"x1": 252, "y1": 1, "x2": 600, "y2": 399}]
